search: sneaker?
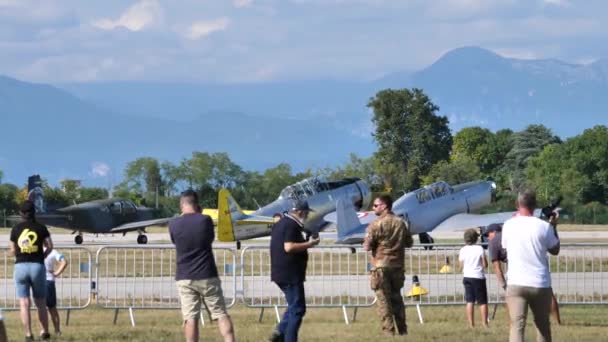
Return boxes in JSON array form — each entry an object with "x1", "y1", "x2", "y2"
[
  {"x1": 268, "y1": 330, "x2": 283, "y2": 342},
  {"x1": 40, "y1": 332, "x2": 51, "y2": 341}
]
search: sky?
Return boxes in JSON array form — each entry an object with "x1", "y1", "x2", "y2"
[{"x1": 0, "y1": 0, "x2": 607, "y2": 83}]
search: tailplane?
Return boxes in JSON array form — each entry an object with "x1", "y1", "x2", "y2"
[
  {"x1": 217, "y1": 188, "x2": 278, "y2": 242},
  {"x1": 27, "y1": 175, "x2": 46, "y2": 213},
  {"x1": 335, "y1": 199, "x2": 369, "y2": 244}
]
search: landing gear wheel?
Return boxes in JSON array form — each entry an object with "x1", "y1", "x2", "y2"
[
  {"x1": 419, "y1": 233, "x2": 434, "y2": 250},
  {"x1": 75, "y1": 235, "x2": 83, "y2": 245},
  {"x1": 137, "y1": 234, "x2": 148, "y2": 245}
]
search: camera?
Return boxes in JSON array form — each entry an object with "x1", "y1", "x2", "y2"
[{"x1": 541, "y1": 196, "x2": 562, "y2": 219}]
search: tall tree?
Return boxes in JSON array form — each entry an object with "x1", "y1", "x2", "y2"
[
  {"x1": 452, "y1": 127, "x2": 494, "y2": 173},
  {"x1": 123, "y1": 157, "x2": 163, "y2": 196},
  {"x1": 368, "y1": 88, "x2": 452, "y2": 191},
  {"x1": 422, "y1": 157, "x2": 482, "y2": 186},
  {"x1": 505, "y1": 124, "x2": 560, "y2": 190}
]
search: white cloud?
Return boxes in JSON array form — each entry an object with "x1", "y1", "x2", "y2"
[
  {"x1": 233, "y1": 0, "x2": 254, "y2": 8},
  {"x1": 91, "y1": 162, "x2": 111, "y2": 178},
  {"x1": 92, "y1": 0, "x2": 163, "y2": 32},
  {"x1": 187, "y1": 17, "x2": 230, "y2": 40}
]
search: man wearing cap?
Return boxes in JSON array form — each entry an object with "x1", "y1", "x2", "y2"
[
  {"x1": 363, "y1": 195, "x2": 413, "y2": 336},
  {"x1": 485, "y1": 223, "x2": 508, "y2": 290},
  {"x1": 9, "y1": 201, "x2": 53, "y2": 341},
  {"x1": 269, "y1": 200, "x2": 320, "y2": 342}
]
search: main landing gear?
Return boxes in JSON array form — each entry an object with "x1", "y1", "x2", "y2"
[
  {"x1": 137, "y1": 234, "x2": 148, "y2": 245},
  {"x1": 74, "y1": 234, "x2": 83, "y2": 245},
  {"x1": 418, "y1": 232, "x2": 435, "y2": 250}
]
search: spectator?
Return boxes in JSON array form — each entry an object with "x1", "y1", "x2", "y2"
[
  {"x1": 9, "y1": 201, "x2": 53, "y2": 341},
  {"x1": 363, "y1": 195, "x2": 413, "y2": 336},
  {"x1": 502, "y1": 189, "x2": 560, "y2": 342},
  {"x1": 269, "y1": 200, "x2": 319, "y2": 342},
  {"x1": 170, "y1": 190, "x2": 235, "y2": 342},
  {"x1": 459, "y1": 228, "x2": 489, "y2": 328},
  {"x1": 44, "y1": 247, "x2": 68, "y2": 335}
]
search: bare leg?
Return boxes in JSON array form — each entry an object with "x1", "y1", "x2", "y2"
[
  {"x1": 480, "y1": 304, "x2": 489, "y2": 327},
  {"x1": 184, "y1": 319, "x2": 199, "y2": 342},
  {"x1": 218, "y1": 316, "x2": 235, "y2": 342},
  {"x1": 19, "y1": 298, "x2": 33, "y2": 337},
  {"x1": 33, "y1": 298, "x2": 49, "y2": 335},
  {"x1": 466, "y1": 303, "x2": 475, "y2": 328},
  {"x1": 48, "y1": 307, "x2": 61, "y2": 334},
  {"x1": 550, "y1": 294, "x2": 561, "y2": 325}
]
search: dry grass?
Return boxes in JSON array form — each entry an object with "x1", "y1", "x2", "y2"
[{"x1": 2, "y1": 304, "x2": 607, "y2": 341}]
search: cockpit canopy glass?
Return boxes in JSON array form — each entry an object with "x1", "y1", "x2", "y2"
[
  {"x1": 279, "y1": 176, "x2": 361, "y2": 200},
  {"x1": 415, "y1": 181, "x2": 453, "y2": 203}
]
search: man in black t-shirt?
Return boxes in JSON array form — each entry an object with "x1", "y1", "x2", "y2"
[
  {"x1": 169, "y1": 190, "x2": 235, "y2": 342},
  {"x1": 269, "y1": 200, "x2": 320, "y2": 342},
  {"x1": 9, "y1": 201, "x2": 53, "y2": 341}
]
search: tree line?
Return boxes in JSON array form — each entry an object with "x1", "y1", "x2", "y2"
[{"x1": 1, "y1": 88, "x2": 607, "y2": 224}]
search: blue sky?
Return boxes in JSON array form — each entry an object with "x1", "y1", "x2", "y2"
[{"x1": 1, "y1": 0, "x2": 607, "y2": 82}]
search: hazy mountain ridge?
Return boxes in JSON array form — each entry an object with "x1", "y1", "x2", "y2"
[{"x1": 2, "y1": 46, "x2": 607, "y2": 184}]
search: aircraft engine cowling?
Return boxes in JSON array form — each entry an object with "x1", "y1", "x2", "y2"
[{"x1": 354, "y1": 180, "x2": 372, "y2": 211}]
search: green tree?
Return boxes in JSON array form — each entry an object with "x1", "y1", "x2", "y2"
[
  {"x1": 422, "y1": 157, "x2": 482, "y2": 186},
  {"x1": 79, "y1": 187, "x2": 109, "y2": 202},
  {"x1": 368, "y1": 88, "x2": 452, "y2": 191},
  {"x1": 452, "y1": 127, "x2": 494, "y2": 172},
  {"x1": 0, "y1": 183, "x2": 19, "y2": 216},
  {"x1": 322, "y1": 154, "x2": 384, "y2": 191},
  {"x1": 505, "y1": 124, "x2": 560, "y2": 190},
  {"x1": 124, "y1": 157, "x2": 163, "y2": 196},
  {"x1": 60, "y1": 179, "x2": 82, "y2": 203}
]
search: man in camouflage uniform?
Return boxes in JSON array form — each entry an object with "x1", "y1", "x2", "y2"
[{"x1": 363, "y1": 194, "x2": 413, "y2": 336}]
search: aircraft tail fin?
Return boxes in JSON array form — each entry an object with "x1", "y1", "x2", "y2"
[
  {"x1": 335, "y1": 199, "x2": 367, "y2": 243},
  {"x1": 217, "y1": 188, "x2": 246, "y2": 242},
  {"x1": 217, "y1": 188, "x2": 278, "y2": 242},
  {"x1": 27, "y1": 175, "x2": 46, "y2": 213}
]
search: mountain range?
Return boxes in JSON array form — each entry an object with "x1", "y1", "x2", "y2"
[{"x1": 1, "y1": 46, "x2": 607, "y2": 186}]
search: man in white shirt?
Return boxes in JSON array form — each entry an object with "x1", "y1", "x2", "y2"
[
  {"x1": 502, "y1": 190, "x2": 559, "y2": 342},
  {"x1": 44, "y1": 249, "x2": 68, "y2": 336}
]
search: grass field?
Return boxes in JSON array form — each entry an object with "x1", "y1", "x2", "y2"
[{"x1": 2, "y1": 304, "x2": 608, "y2": 341}]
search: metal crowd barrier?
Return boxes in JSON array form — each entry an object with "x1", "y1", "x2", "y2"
[
  {"x1": 240, "y1": 245, "x2": 376, "y2": 324},
  {"x1": 95, "y1": 245, "x2": 237, "y2": 326},
  {"x1": 402, "y1": 243, "x2": 608, "y2": 306},
  {"x1": 0, "y1": 247, "x2": 92, "y2": 325},
  {"x1": 2, "y1": 242, "x2": 607, "y2": 326}
]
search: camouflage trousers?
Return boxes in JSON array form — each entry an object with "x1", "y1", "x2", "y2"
[{"x1": 370, "y1": 267, "x2": 407, "y2": 335}]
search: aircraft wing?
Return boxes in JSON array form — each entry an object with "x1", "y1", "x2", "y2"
[
  {"x1": 202, "y1": 208, "x2": 255, "y2": 225},
  {"x1": 109, "y1": 217, "x2": 174, "y2": 233},
  {"x1": 432, "y1": 209, "x2": 543, "y2": 232}
]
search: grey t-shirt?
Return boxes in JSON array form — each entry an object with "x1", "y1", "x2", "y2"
[{"x1": 488, "y1": 231, "x2": 507, "y2": 263}]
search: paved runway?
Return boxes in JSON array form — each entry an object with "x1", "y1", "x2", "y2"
[{"x1": 2, "y1": 230, "x2": 607, "y2": 246}]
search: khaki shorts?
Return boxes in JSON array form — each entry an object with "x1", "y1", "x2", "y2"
[{"x1": 176, "y1": 278, "x2": 228, "y2": 321}]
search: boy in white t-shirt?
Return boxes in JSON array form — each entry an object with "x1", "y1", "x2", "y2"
[
  {"x1": 44, "y1": 249, "x2": 68, "y2": 336},
  {"x1": 459, "y1": 228, "x2": 489, "y2": 328}
]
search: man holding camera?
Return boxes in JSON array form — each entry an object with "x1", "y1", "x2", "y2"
[
  {"x1": 269, "y1": 200, "x2": 320, "y2": 342},
  {"x1": 502, "y1": 189, "x2": 560, "y2": 342}
]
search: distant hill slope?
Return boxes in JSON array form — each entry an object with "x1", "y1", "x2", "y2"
[{"x1": 0, "y1": 76, "x2": 374, "y2": 185}]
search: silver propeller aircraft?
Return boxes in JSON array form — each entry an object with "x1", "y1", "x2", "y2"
[
  {"x1": 217, "y1": 176, "x2": 371, "y2": 244},
  {"x1": 326, "y1": 180, "x2": 499, "y2": 244}
]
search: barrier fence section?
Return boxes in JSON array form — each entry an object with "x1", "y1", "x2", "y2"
[
  {"x1": 0, "y1": 246, "x2": 92, "y2": 324},
  {"x1": 95, "y1": 245, "x2": 237, "y2": 326},
  {"x1": 240, "y1": 245, "x2": 376, "y2": 324},
  {"x1": 403, "y1": 243, "x2": 608, "y2": 306}
]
